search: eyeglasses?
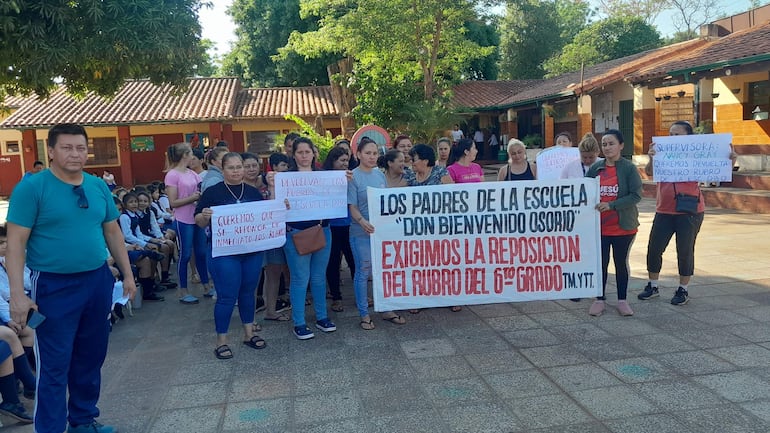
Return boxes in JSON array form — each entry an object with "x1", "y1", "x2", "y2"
[{"x1": 73, "y1": 185, "x2": 89, "y2": 209}]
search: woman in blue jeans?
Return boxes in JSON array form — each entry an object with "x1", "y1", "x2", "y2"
[
  {"x1": 282, "y1": 137, "x2": 337, "y2": 340},
  {"x1": 349, "y1": 143, "x2": 406, "y2": 329},
  {"x1": 164, "y1": 142, "x2": 211, "y2": 304},
  {"x1": 195, "y1": 152, "x2": 266, "y2": 359}
]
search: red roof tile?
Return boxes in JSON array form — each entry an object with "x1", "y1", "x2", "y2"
[
  {"x1": 233, "y1": 86, "x2": 339, "y2": 118},
  {"x1": 495, "y1": 39, "x2": 708, "y2": 108},
  {"x1": 450, "y1": 80, "x2": 542, "y2": 109},
  {"x1": 1, "y1": 77, "x2": 241, "y2": 128},
  {"x1": 628, "y1": 21, "x2": 770, "y2": 82}
]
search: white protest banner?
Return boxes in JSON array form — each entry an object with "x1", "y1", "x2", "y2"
[
  {"x1": 536, "y1": 147, "x2": 581, "y2": 180},
  {"x1": 274, "y1": 171, "x2": 348, "y2": 222},
  {"x1": 652, "y1": 133, "x2": 733, "y2": 183},
  {"x1": 210, "y1": 200, "x2": 287, "y2": 258},
  {"x1": 368, "y1": 179, "x2": 602, "y2": 311}
]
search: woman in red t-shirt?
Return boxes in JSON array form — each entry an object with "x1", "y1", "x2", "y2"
[{"x1": 585, "y1": 130, "x2": 642, "y2": 317}]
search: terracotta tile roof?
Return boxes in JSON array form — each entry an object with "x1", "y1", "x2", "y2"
[
  {"x1": 450, "y1": 80, "x2": 542, "y2": 109},
  {"x1": 0, "y1": 95, "x2": 33, "y2": 109},
  {"x1": 494, "y1": 39, "x2": 708, "y2": 108},
  {"x1": 233, "y1": 86, "x2": 339, "y2": 118},
  {"x1": 1, "y1": 77, "x2": 241, "y2": 128},
  {"x1": 628, "y1": 21, "x2": 770, "y2": 82}
]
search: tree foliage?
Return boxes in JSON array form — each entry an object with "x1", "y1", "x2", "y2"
[
  {"x1": 464, "y1": 16, "x2": 501, "y2": 81},
  {"x1": 498, "y1": 0, "x2": 591, "y2": 79},
  {"x1": 222, "y1": 0, "x2": 332, "y2": 87},
  {"x1": 279, "y1": 114, "x2": 337, "y2": 160},
  {"x1": 0, "y1": 0, "x2": 206, "y2": 98},
  {"x1": 282, "y1": 0, "x2": 496, "y2": 128},
  {"x1": 195, "y1": 39, "x2": 220, "y2": 78},
  {"x1": 543, "y1": 16, "x2": 662, "y2": 76},
  {"x1": 594, "y1": 0, "x2": 667, "y2": 24}
]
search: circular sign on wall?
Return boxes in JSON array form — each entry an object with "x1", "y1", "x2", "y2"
[{"x1": 350, "y1": 125, "x2": 390, "y2": 155}]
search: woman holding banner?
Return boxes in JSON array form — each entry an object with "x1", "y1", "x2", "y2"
[
  {"x1": 561, "y1": 133, "x2": 602, "y2": 179},
  {"x1": 405, "y1": 144, "x2": 455, "y2": 314},
  {"x1": 640, "y1": 121, "x2": 736, "y2": 306},
  {"x1": 380, "y1": 150, "x2": 408, "y2": 188},
  {"x1": 323, "y1": 147, "x2": 356, "y2": 313},
  {"x1": 283, "y1": 138, "x2": 337, "y2": 340},
  {"x1": 195, "y1": 152, "x2": 266, "y2": 359},
  {"x1": 585, "y1": 130, "x2": 642, "y2": 317},
  {"x1": 447, "y1": 138, "x2": 484, "y2": 183},
  {"x1": 349, "y1": 141, "x2": 406, "y2": 330},
  {"x1": 406, "y1": 144, "x2": 453, "y2": 187},
  {"x1": 497, "y1": 139, "x2": 536, "y2": 181}
]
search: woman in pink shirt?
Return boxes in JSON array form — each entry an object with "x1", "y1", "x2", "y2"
[
  {"x1": 447, "y1": 139, "x2": 484, "y2": 183},
  {"x1": 164, "y1": 142, "x2": 210, "y2": 304}
]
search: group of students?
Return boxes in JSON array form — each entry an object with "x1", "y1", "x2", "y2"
[
  {"x1": 0, "y1": 224, "x2": 40, "y2": 423},
  {"x1": 116, "y1": 120, "x2": 725, "y2": 360}
]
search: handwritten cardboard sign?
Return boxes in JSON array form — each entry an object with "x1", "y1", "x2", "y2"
[
  {"x1": 274, "y1": 171, "x2": 348, "y2": 222},
  {"x1": 210, "y1": 200, "x2": 287, "y2": 258},
  {"x1": 536, "y1": 147, "x2": 581, "y2": 181},
  {"x1": 652, "y1": 133, "x2": 733, "y2": 182},
  {"x1": 367, "y1": 179, "x2": 602, "y2": 311}
]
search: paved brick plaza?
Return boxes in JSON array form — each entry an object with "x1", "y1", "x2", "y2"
[{"x1": 2, "y1": 198, "x2": 770, "y2": 432}]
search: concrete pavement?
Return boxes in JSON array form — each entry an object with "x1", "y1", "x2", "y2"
[{"x1": 2, "y1": 198, "x2": 770, "y2": 432}]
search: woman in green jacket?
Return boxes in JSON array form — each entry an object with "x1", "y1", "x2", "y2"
[{"x1": 585, "y1": 129, "x2": 642, "y2": 317}]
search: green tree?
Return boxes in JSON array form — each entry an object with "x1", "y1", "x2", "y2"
[
  {"x1": 283, "y1": 0, "x2": 496, "y2": 128},
  {"x1": 594, "y1": 0, "x2": 668, "y2": 24},
  {"x1": 0, "y1": 0, "x2": 205, "y2": 98},
  {"x1": 195, "y1": 39, "x2": 220, "y2": 77},
  {"x1": 498, "y1": 0, "x2": 591, "y2": 79},
  {"x1": 544, "y1": 16, "x2": 661, "y2": 76},
  {"x1": 464, "y1": 16, "x2": 500, "y2": 80},
  {"x1": 223, "y1": 0, "x2": 332, "y2": 87}
]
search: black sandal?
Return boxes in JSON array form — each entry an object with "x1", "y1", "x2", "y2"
[
  {"x1": 243, "y1": 335, "x2": 267, "y2": 350},
  {"x1": 214, "y1": 344, "x2": 233, "y2": 359}
]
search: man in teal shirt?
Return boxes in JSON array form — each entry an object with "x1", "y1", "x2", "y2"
[{"x1": 5, "y1": 123, "x2": 136, "y2": 433}]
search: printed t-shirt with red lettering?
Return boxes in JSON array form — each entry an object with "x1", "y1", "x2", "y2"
[{"x1": 599, "y1": 166, "x2": 638, "y2": 236}]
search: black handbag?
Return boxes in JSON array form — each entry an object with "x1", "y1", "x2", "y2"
[{"x1": 673, "y1": 184, "x2": 700, "y2": 215}]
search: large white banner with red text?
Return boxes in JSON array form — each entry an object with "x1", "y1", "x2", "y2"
[{"x1": 368, "y1": 179, "x2": 602, "y2": 311}]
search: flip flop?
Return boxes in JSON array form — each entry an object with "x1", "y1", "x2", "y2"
[
  {"x1": 243, "y1": 335, "x2": 267, "y2": 350},
  {"x1": 360, "y1": 318, "x2": 375, "y2": 330},
  {"x1": 450, "y1": 306, "x2": 462, "y2": 312},
  {"x1": 179, "y1": 295, "x2": 199, "y2": 304},
  {"x1": 382, "y1": 314, "x2": 406, "y2": 325},
  {"x1": 264, "y1": 314, "x2": 290, "y2": 322},
  {"x1": 214, "y1": 344, "x2": 233, "y2": 359}
]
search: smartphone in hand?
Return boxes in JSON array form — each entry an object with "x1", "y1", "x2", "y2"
[{"x1": 27, "y1": 309, "x2": 46, "y2": 329}]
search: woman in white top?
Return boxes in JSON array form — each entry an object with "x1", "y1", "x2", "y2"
[{"x1": 561, "y1": 133, "x2": 602, "y2": 179}]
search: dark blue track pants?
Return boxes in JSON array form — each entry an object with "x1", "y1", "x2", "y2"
[{"x1": 31, "y1": 263, "x2": 113, "y2": 433}]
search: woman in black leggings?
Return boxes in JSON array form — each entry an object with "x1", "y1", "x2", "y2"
[{"x1": 585, "y1": 130, "x2": 642, "y2": 317}]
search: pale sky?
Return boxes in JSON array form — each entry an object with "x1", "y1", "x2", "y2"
[
  {"x1": 199, "y1": 0, "x2": 236, "y2": 56},
  {"x1": 198, "y1": 0, "x2": 757, "y2": 58}
]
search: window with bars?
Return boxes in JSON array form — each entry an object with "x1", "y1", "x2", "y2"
[{"x1": 86, "y1": 137, "x2": 119, "y2": 166}]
